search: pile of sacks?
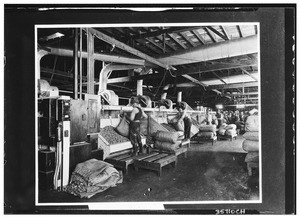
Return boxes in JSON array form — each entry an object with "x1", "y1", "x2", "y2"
[
  {"x1": 218, "y1": 123, "x2": 238, "y2": 138},
  {"x1": 153, "y1": 130, "x2": 181, "y2": 154},
  {"x1": 65, "y1": 159, "x2": 123, "y2": 198},
  {"x1": 242, "y1": 114, "x2": 259, "y2": 175},
  {"x1": 196, "y1": 124, "x2": 217, "y2": 140}
]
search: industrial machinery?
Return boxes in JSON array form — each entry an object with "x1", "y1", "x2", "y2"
[{"x1": 38, "y1": 96, "x2": 71, "y2": 190}]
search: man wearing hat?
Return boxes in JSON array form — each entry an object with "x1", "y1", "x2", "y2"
[{"x1": 128, "y1": 97, "x2": 148, "y2": 155}]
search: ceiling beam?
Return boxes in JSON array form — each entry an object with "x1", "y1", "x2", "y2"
[
  {"x1": 204, "y1": 27, "x2": 217, "y2": 43},
  {"x1": 237, "y1": 25, "x2": 244, "y2": 38},
  {"x1": 145, "y1": 38, "x2": 166, "y2": 52},
  {"x1": 157, "y1": 35, "x2": 258, "y2": 66},
  {"x1": 206, "y1": 26, "x2": 228, "y2": 41},
  {"x1": 179, "y1": 32, "x2": 196, "y2": 47},
  {"x1": 156, "y1": 35, "x2": 177, "y2": 51},
  {"x1": 46, "y1": 47, "x2": 146, "y2": 66},
  {"x1": 86, "y1": 28, "x2": 175, "y2": 70},
  {"x1": 181, "y1": 74, "x2": 207, "y2": 87},
  {"x1": 207, "y1": 81, "x2": 258, "y2": 90},
  {"x1": 221, "y1": 26, "x2": 230, "y2": 40},
  {"x1": 131, "y1": 26, "x2": 202, "y2": 40},
  {"x1": 192, "y1": 29, "x2": 206, "y2": 45},
  {"x1": 176, "y1": 62, "x2": 257, "y2": 76},
  {"x1": 241, "y1": 68, "x2": 258, "y2": 81},
  {"x1": 225, "y1": 104, "x2": 258, "y2": 107},
  {"x1": 223, "y1": 92, "x2": 259, "y2": 96},
  {"x1": 167, "y1": 33, "x2": 188, "y2": 49},
  {"x1": 212, "y1": 71, "x2": 227, "y2": 84}
]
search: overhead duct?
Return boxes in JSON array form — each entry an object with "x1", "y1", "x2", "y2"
[
  {"x1": 98, "y1": 63, "x2": 142, "y2": 93},
  {"x1": 46, "y1": 47, "x2": 146, "y2": 66},
  {"x1": 157, "y1": 35, "x2": 258, "y2": 66}
]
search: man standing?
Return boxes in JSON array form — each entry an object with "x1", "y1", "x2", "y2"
[
  {"x1": 176, "y1": 102, "x2": 192, "y2": 139},
  {"x1": 128, "y1": 97, "x2": 148, "y2": 155}
]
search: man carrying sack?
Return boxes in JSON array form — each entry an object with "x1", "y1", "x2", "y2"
[
  {"x1": 170, "y1": 102, "x2": 192, "y2": 139},
  {"x1": 127, "y1": 97, "x2": 148, "y2": 155}
]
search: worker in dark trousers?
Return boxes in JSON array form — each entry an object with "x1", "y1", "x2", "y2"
[
  {"x1": 176, "y1": 102, "x2": 192, "y2": 139},
  {"x1": 128, "y1": 97, "x2": 148, "y2": 155}
]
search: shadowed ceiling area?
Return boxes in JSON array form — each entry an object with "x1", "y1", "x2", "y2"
[{"x1": 38, "y1": 24, "x2": 259, "y2": 108}]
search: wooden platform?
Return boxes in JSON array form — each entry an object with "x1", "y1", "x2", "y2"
[
  {"x1": 105, "y1": 139, "x2": 190, "y2": 175},
  {"x1": 218, "y1": 134, "x2": 237, "y2": 141},
  {"x1": 191, "y1": 136, "x2": 217, "y2": 146},
  {"x1": 134, "y1": 152, "x2": 177, "y2": 177}
]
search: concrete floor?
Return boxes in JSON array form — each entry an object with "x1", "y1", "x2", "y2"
[{"x1": 39, "y1": 136, "x2": 259, "y2": 203}]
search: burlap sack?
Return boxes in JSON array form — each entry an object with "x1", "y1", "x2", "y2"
[
  {"x1": 245, "y1": 115, "x2": 259, "y2": 132},
  {"x1": 242, "y1": 139, "x2": 259, "y2": 152},
  {"x1": 243, "y1": 132, "x2": 259, "y2": 141}
]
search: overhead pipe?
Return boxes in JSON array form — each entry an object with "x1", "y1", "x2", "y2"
[
  {"x1": 37, "y1": 50, "x2": 48, "y2": 79},
  {"x1": 177, "y1": 91, "x2": 182, "y2": 103},
  {"x1": 157, "y1": 35, "x2": 258, "y2": 66},
  {"x1": 46, "y1": 47, "x2": 146, "y2": 66},
  {"x1": 137, "y1": 79, "x2": 143, "y2": 96},
  {"x1": 98, "y1": 63, "x2": 142, "y2": 94},
  {"x1": 161, "y1": 84, "x2": 171, "y2": 100}
]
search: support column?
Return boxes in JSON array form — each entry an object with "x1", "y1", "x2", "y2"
[
  {"x1": 137, "y1": 79, "x2": 143, "y2": 96},
  {"x1": 177, "y1": 91, "x2": 182, "y2": 102},
  {"x1": 73, "y1": 28, "x2": 78, "y2": 99},
  {"x1": 79, "y1": 28, "x2": 83, "y2": 99},
  {"x1": 87, "y1": 29, "x2": 95, "y2": 94}
]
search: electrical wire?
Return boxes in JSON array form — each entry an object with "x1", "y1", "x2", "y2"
[
  {"x1": 168, "y1": 69, "x2": 176, "y2": 77},
  {"x1": 153, "y1": 70, "x2": 167, "y2": 99}
]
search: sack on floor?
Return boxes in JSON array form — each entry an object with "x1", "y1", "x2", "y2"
[
  {"x1": 154, "y1": 130, "x2": 180, "y2": 143},
  {"x1": 154, "y1": 140, "x2": 181, "y2": 154},
  {"x1": 199, "y1": 124, "x2": 216, "y2": 133},
  {"x1": 218, "y1": 128, "x2": 226, "y2": 135},
  {"x1": 244, "y1": 152, "x2": 259, "y2": 163},
  {"x1": 225, "y1": 129, "x2": 237, "y2": 136},
  {"x1": 242, "y1": 140, "x2": 259, "y2": 152},
  {"x1": 225, "y1": 124, "x2": 237, "y2": 130},
  {"x1": 65, "y1": 159, "x2": 123, "y2": 198},
  {"x1": 243, "y1": 132, "x2": 259, "y2": 141},
  {"x1": 245, "y1": 115, "x2": 259, "y2": 132},
  {"x1": 115, "y1": 117, "x2": 130, "y2": 137},
  {"x1": 197, "y1": 131, "x2": 215, "y2": 139}
]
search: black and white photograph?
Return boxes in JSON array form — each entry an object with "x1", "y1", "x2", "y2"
[{"x1": 4, "y1": 5, "x2": 295, "y2": 214}]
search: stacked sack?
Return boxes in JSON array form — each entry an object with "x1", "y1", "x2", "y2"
[
  {"x1": 153, "y1": 130, "x2": 181, "y2": 154},
  {"x1": 196, "y1": 124, "x2": 217, "y2": 140},
  {"x1": 218, "y1": 123, "x2": 237, "y2": 138},
  {"x1": 242, "y1": 114, "x2": 259, "y2": 175}
]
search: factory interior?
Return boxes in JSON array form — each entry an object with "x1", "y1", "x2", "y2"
[{"x1": 37, "y1": 24, "x2": 260, "y2": 204}]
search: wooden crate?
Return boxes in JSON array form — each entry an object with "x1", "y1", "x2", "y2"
[{"x1": 134, "y1": 152, "x2": 177, "y2": 177}]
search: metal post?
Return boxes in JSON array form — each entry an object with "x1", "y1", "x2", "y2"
[
  {"x1": 73, "y1": 28, "x2": 78, "y2": 99},
  {"x1": 79, "y1": 28, "x2": 83, "y2": 99},
  {"x1": 87, "y1": 29, "x2": 95, "y2": 94}
]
